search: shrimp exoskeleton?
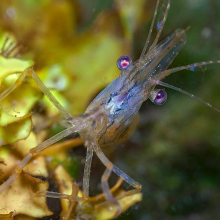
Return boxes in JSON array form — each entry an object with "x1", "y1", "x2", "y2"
[{"x1": 0, "y1": 0, "x2": 220, "y2": 219}]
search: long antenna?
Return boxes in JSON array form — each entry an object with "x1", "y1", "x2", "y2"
[
  {"x1": 140, "y1": 0, "x2": 160, "y2": 58},
  {"x1": 152, "y1": 79, "x2": 220, "y2": 113},
  {"x1": 149, "y1": 0, "x2": 170, "y2": 50}
]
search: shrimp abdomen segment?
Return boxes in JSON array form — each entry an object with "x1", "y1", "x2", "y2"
[{"x1": 98, "y1": 113, "x2": 139, "y2": 147}]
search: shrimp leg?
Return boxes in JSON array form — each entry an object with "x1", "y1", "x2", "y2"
[
  {"x1": 0, "y1": 67, "x2": 79, "y2": 195},
  {"x1": 0, "y1": 68, "x2": 72, "y2": 119},
  {"x1": 31, "y1": 182, "x2": 85, "y2": 220},
  {"x1": 93, "y1": 144, "x2": 141, "y2": 189},
  {"x1": 30, "y1": 68, "x2": 72, "y2": 119},
  {"x1": 83, "y1": 146, "x2": 94, "y2": 197},
  {"x1": 0, "y1": 70, "x2": 27, "y2": 102},
  {"x1": 92, "y1": 142, "x2": 142, "y2": 213},
  {"x1": 101, "y1": 167, "x2": 121, "y2": 216},
  {"x1": 0, "y1": 126, "x2": 78, "y2": 195}
]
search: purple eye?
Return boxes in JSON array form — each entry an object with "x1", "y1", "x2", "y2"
[
  {"x1": 149, "y1": 89, "x2": 167, "y2": 105},
  {"x1": 153, "y1": 89, "x2": 167, "y2": 105},
  {"x1": 117, "y1": 56, "x2": 132, "y2": 70}
]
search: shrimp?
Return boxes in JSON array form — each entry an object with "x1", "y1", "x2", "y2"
[{"x1": 0, "y1": 0, "x2": 220, "y2": 218}]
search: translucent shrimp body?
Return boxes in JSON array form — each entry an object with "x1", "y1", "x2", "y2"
[{"x1": 83, "y1": 29, "x2": 186, "y2": 147}]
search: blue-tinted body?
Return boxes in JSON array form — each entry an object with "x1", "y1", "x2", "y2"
[{"x1": 83, "y1": 29, "x2": 187, "y2": 146}]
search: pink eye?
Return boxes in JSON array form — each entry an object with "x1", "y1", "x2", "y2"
[
  {"x1": 117, "y1": 56, "x2": 132, "y2": 70},
  {"x1": 153, "y1": 89, "x2": 167, "y2": 105}
]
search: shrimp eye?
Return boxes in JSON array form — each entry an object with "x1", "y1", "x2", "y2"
[
  {"x1": 154, "y1": 89, "x2": 167, "y2": 105},
  {"x1": 117, "y1": 55, "x2": 132, "y2": 70},
  {"x1": 149, "y1": 89, "x2": 167, "y2": 105}
]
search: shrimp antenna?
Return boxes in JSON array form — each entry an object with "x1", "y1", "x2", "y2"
[
  {"x1": 149, "y1": 0, "x2": 170, "y2": 50},
  {"x1": 140, "y1": 0, "x2": 160, "y2": 58},
  {"x1": 153, "y1": 80, "x2": 220, "y2": 113},
  {"x1": 140, "y1": 0, "x2": 170, "y2": 58}
]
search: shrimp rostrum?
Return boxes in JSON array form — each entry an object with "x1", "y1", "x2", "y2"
[{"x1": 1, "y1": 0, "x2": 220, "y2": 217}]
